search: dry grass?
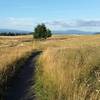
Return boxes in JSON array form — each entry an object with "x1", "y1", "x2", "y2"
[
  {"x1": 0, "y1": 35, "x2": 32, "y2": 47},
  {"x1": 0, "y1": 35, "x2": 34, "y2": 99},
  {"x1": 0, "y1": 35, "x2": 34, "y2": 72},
  {"x1": 0, "y1": 34, "x2": 100, "y2": 100},
  {"x1": 34, "y1": 35, "x2": 100, "y2": 100}
]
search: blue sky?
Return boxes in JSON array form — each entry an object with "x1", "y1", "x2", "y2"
[{"x1": 0, "y1": 0, "x2": 100, "y2": 31}]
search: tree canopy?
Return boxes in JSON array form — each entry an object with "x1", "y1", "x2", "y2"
[{"x1": 33, "y1": 24, "x2": 52, "y2": 39}]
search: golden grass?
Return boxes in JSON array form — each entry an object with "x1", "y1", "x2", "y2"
[
  {"x1": 31, "y1": 35, "x2": 100, "y2": 52},
  {"x1": 0, "y1": 46, "x2": 33, "y2": 71},
  {"x1": 35, "y1": 47, "x2": 100, "y2": 100},
  {"x1": 0, "y1": 35, "x2": 32, "y2": 47},
  {"x1": 34, "y1": 35, "x2": 100, "y2": 100},
  {"x1": 0, "y1": 34, "x2": 100, "y2": 99},
  {"x1": 0, "y1": 35, "x2": 34, "y2": 99},
  {"x1": 0, "y1": 35, "x2": 34, "y2": 72}
]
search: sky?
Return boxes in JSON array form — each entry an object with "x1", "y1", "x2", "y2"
[{"x1": 0, "y1": 0, "x2": 100, "y2": 31}]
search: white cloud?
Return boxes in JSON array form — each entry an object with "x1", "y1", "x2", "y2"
[
  {"x1": 45, "y1": 20, "x2": 100, "y2": 28},
  {"x1": 1, "y1": 18, "x2": 100, "y2": 31},
  {"x1": 0, "y1": 17, "x2": 36, "y2": 31}
]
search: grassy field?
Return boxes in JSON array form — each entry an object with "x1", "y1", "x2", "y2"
[
  {"x1": 0, "y1": 35, "x2": 34, "y2": 99},
  {"x1": 34, "y1": 35, "x2": 100, "y2": 100},
  {"x1": 0, "y1": 34, "x2": 100, "y2": 100}
]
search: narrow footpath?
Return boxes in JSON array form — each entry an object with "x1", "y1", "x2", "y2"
[{"x1": 6, "y1": 51, "x2": 42, "y2": 100}]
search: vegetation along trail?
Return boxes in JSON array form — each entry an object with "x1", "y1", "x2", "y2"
[{"x1": 6, "y1": 51, "x2": 42, "y2": 100}]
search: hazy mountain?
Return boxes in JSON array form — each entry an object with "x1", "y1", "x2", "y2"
[
  {"x1": 0, "y1": 29, "x2": 96, "y2": 35},
  {"x1": 53, "y1": 30, "x2": 94, "y2": 34}
]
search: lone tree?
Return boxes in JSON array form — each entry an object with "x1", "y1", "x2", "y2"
[{"x1": 33, "y1": 24, "x2": 52, "y2": 39}]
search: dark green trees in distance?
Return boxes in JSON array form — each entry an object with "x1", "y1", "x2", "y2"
[{"x1": 33, "y1": 24, "x2": 52, "y2": 39}]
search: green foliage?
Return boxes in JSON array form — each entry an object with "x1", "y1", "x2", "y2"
[
  {"x1": 33, "y1": 24, "x2": 52, "y2": 39},
  {"x1": 46, "y1": 29, "x2": 52, "y2": 37}
]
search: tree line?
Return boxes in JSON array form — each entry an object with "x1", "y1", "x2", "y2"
[
  {"x1": 0, "y1": 24, "x2": 52, "y2": 39},
  {"x1": 0, "y1": 32, "x2": 32, "y2": 36}
]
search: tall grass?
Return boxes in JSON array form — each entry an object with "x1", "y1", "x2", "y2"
[
  {"x1": 0, "y1": 35, "x2": 34, "y2": 99},
  {"x1": 0, "y1": 35, "x2": 100, "y2": 99},
  {"x1": 0, "y1": 45, "x2": 34, "y2": 99},
  {"x1": 34, "y1": 46, "x2": 100, "y2": 100}
]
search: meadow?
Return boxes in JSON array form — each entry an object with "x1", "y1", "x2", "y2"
[
  {"x1": 0, "y1": 34, "x2": 100, "y2": 100},
  {"x1": 0, "y1": 35, "x2": 34, "y2": 99},
  {"x1": 34, "y1": 34, "x2": 100, "y2": 100}
]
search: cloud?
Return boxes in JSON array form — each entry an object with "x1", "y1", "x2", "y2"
[
  {"x1": 0, "y1": 17, "x2": 35, "y2": 30},
  {"x1": 45, "y1": 20, "x2": 100, "y2": 28},
  {"x1": 45, "y1": 21, "x2": 72, "y2": 27},
  {"x1": 77, "y1": 20, "x2": 100, "y2": 27},
  {"x1": 1, "y1": 18, "x2": 100, "y2": 31}
]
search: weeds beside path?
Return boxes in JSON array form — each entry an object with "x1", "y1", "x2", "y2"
[{"x1": 6, "y1": 51, "x2": 42, "y2": 100}]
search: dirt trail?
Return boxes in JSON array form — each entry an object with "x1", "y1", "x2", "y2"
[{"x1": 6, "y1": 51, "x2": 42, "y2": 100}]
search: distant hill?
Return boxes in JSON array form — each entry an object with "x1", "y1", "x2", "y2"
[
  {"x1": 0, "y1": 29, "x2": 31, "y2": 34},
  {"x1": 95, "y1": 32, "x2": 100, "y2": 35},
  {"x1": 0, "y1": 29, "x2": 96, "y2": 35},
  {"x1": 53, "y1": 30, "x2": 94, "y2": 35}
]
